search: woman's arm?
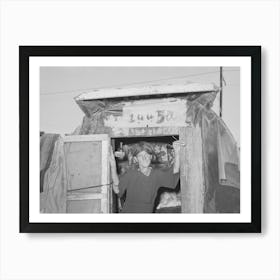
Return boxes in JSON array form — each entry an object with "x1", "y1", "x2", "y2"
[
  {"x1": 156, "y1": 141, "x2": 184, "y2": 190},
  {"x1": 109, "y1": 146, "x2": 130, "y2": 197}
]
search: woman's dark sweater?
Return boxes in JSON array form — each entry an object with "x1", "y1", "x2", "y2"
[{"x1": 119, "y1": 167, "x2": 179, "y2": 213}]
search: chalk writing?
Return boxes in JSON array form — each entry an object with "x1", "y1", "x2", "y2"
[
  {"x1": 129, "y1": 110, "x2": 175, "y2": 124},
  {"x1": 104, "y1": 99, "x2": 187, "y2": 128}
]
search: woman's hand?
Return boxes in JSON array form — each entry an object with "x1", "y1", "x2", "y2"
[
  {"x1": 112, "y1": 184, "x2": 120, "y2": 194},
  {"x1": 172, "y1": 140, "x2": 185, "y2": 153}
]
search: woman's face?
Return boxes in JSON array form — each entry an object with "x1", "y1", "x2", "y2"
[{"x1": 136, "y1": 151, "x2": 152, "y2": 168}]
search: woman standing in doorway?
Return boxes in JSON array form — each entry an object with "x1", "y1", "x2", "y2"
[{"x1": 109, "y1": 141, "x2": 183, "y2": 213}]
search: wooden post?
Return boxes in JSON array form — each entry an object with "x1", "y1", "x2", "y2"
[
  {"x1": 179, "y1": 126, "x2": 205, "y2": 213},
  {"x1": 219, "y1": 66, "x2": 223, "y2": 118}
]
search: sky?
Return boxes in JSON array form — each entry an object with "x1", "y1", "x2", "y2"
[{"x1": 40, "y1": 66, "x2": 240, "y2": 145}]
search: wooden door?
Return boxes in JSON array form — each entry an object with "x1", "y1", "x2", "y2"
[{"x1": 63, "y1": 134, "x2": 112, "y2": 213}]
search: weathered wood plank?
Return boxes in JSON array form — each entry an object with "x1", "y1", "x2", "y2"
[
  {"x1": 63, "y1": 134, "x2": 109, "y2": 142},
  {"x1": 66, "y1": 199, "x2": 101, "y2": 213},
  {"x1": 110, "y1": 126, "x2": 180, "y2": 138},
  {"x1": 64, "y1": 141, "x2": 102, "y2": 191},
  {"x1": 67, "y1": 192, "x2": 107, "y2": 200},
  {"x1": 179, "y1": 126, "x2": 205, "y2": 213},
  {"x1": 75, "y1": 81, "x2": 217, "y2": 101},
  {"x1": 104, "y1": 98, "x2": 187, "y2": 128}
]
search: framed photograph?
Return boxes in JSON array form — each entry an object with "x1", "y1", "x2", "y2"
[{"x1": 20, "y1": 46, "x2": 261, "y2": 233}]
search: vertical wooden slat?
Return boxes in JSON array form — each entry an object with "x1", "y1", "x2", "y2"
[
  {"x1": 101, "y1": 136, "x2": 109, "y2": 213},
  {"x1": 179, "y1": 126, "x2": 205, "y2": 213},
  {"x1": 109, "y1": 139, "x2": 115, "y2": 213}
]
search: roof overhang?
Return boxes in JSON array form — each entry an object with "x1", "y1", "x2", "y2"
[{"x1": 75, "y1": 79, "x2": 219, "y2": 101}]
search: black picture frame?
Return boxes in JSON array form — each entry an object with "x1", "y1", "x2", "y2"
[{"x1": 20, "y1": 46, "x2": 261, "y2": 233}]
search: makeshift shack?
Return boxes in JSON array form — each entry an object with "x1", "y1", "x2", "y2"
[{"x1": 40, "y1": 79, "x2": 240, "y2": 214}]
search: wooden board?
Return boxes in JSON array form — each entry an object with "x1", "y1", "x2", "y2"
[
  {"x1": 66, "y1": 191, "x2": 106, "y2": 213},
  {"x1": 110, "y1": 126, "x2": 180, "y2": 138},
  {"x1": 63, "y1": 134, "x2": 111, "y2": 213},
  {"x1": 179, "y1": 126, "x2": 205, "y2": 213},
  {"x1": 75, "y1": 80, "x2": 217, "y2": 101},
  {"x1": 67, "y1": 199, "x2": 101, "y2": 213},
  {"x1": 104, "y1": 98, "x2": 191, "y2": 137},
  {"x1": 104, "y1": 98, "x2": 187, "y2": 128},
  {"x1": 64, "y1": 141, "x2": 102, "y2": 190}
]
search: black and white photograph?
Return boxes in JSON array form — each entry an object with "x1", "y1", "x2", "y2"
[
  {"x1": 40, "y1": 66, "x2": 240, "y2": 215},
  {"x1": 20, "y1": 46, "x2": 260, "y2": 232}
]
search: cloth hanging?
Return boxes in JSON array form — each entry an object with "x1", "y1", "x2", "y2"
[
  {"x1": 40, "y1": 136, "x2": 67, "y2": 213},
  {"x1": 217, "y1": 119, "x2": 240, "y2": 189},
  {"x1": 40, "y1": 133, "x2": 59, "y2": 192}
]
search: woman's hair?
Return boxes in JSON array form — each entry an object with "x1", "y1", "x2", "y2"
[{"x1": 132, "y1": 141, "x2": 154, "y2": 156}]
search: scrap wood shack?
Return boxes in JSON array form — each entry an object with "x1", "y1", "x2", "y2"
[{"x1": 40, "y1": 79, "x2": 240, "y2": 214}]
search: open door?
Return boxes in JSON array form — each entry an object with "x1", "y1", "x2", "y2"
[{"x1": 63, "y1": 134, "x2": 112, "y2": 213}]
